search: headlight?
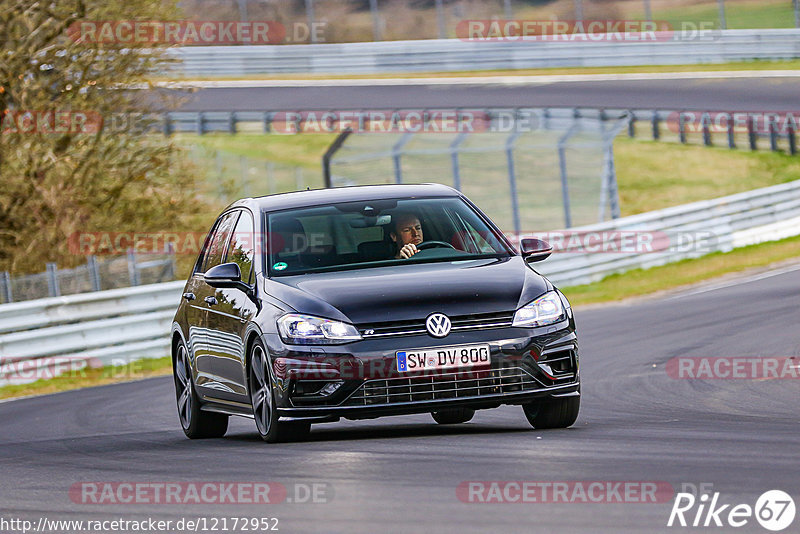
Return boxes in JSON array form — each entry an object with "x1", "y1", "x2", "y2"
[
  {"x1": 512, "y1": 291, "x2": 566, "y2": 327},
  {"x1": 277, "y1": 313, "x2": 362, "y2": 344}
]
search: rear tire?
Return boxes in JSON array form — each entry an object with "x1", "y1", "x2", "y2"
[
  {"x1": 522, "y1": 396, "x2": 580, "y2": 429},
  {"x1": 431, "y1": 407, "x2": 475, "y2": 425},
  {"x1": 249, "y1": 340, "x2": 311, "y2": 443},
  {"x1": 174, "y1": 340, "x2": 228, "y2": 439}
]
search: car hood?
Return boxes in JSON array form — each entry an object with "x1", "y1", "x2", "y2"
[{"x1": 263, "y1": 256, "x2": 551, "y2": 325}]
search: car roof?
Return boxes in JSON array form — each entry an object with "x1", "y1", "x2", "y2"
[{"x1": 229, "y1": 183, "x2": 461, "y2": 213}]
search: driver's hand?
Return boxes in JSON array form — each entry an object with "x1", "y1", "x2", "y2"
[{"x1": 398, "y1": 243, "x2": 418, "y2": 259}]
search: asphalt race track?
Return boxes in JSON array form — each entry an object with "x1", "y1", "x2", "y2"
[
  {"x1": 1, "y1": 263, "x2": 798, "y2": 533},
  {"x1": 175, "y1": 76, "x2": 800, "y2": 112}
]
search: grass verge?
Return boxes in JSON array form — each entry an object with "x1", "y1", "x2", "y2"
[{"x1": 0, "y1": 356, "x2": 173, "y2": 401}]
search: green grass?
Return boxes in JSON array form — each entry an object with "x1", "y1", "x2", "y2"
[
  {"x1": 563, "y1": 234, "x2": 800, "y2": 306},
  {"x1": 614, "y1": 138, "x2": 800, "y2": 216},
  {"x1": 653, "y1": 0, "x2": 796, "y2": 30}
]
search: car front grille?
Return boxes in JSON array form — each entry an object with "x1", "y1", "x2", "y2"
[
  {"x1": 358, "y1": 311, "x2": 515, "y2": 338},
  {"x1": 343, "y1": 365, "x2": 538, "y2": 406}
]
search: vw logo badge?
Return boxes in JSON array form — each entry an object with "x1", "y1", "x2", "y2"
[{"x1": 426, "y1": 313, "x2": 451, "y2": 338}]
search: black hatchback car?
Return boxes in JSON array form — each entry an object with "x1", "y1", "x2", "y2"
[{"x1": 171, "y1": 184, "x2": 580, "y2": 442}]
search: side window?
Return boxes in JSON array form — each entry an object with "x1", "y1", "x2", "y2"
[
  {"x1": 200, "y1": 212, "x2": 238, "y2": 273},
  {"x1": 225, "y1": 211, "x2": 255, "y2": 284}
]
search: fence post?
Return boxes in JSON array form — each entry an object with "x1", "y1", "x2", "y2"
[
  {"x1": 789, "y1": 119, "x2": 797, "y2": 156},
  {"x1": 796, "y1": 0, "x2": 800, "y2": 29},
  {"x1": 769, "y1": 119, "x2": 778, "y2": 152},
  {"x1": 727, "y1": 113, "x2": 735, "y2": 149},
  {"x1": 305, "y1": 0, "x2": 317, "y2": 43},
  {"x1": 435, "y1": 0, "x2": 446, "y2": 39},
  {"x1": 574, "y1": 0, "x2": 584, "y2": 21},
  {"x1": 87, "y1": 255, "x2": 101, "y2": 291},
  {"x1": 651, "y1": 111, "x2": 660, "y2": 140},
  {"x1": 701, "y1": 112, "x2": 712, "y2": 146},
  {"x1": 627, "y1": 111, "x2": 635, "y2": 138},
  {"x1": 558, "y1": 127, "x2": 578, "y2": 229},
  {"x1": 717, "y1": 0, "x2": 727, "y2": 30},
  {"x1": 228, "y1": 112, "x2": 237, "y2": 134},
  {"x1": 46, "y1": 263, "x2": 60, "y2": 297},
  {"x1": 1, "y1": 271, "x2": 12, "y2": 303},
  {"x1": 505, "y1": 130, "x2": 522, "y2": 238},
  {"x1": 504, "y1": 0, "x2": 513, "y2": 19},
  {"x1": 643, "y1": 0, "x2": 652, "y2": 20},
  {"x1": 127, "y1": 249, "x2": 139, "y2": 286},
  {"x1": 240, "y1": 155, "x2": 250, "y2": 196},
  {"x1": 391, "y1": 132, "x2": 414, "y2": 184},
  {"x1": 262, "y1": 111, "x2": 272, "y2": 133},
  {"x1": 450, "y1": 132, "x2": 468, "y2": 191},
  {"x1": 678, "y1": 112, "x2": 687, "y2": 144},
  {"x1": 167, "y1": 243, "x2": 176, "y2": 281},
  {"x1": 747, "y1": 115, "x2": 757, "y2": 150},
  {"x1": 196, "y1": 111, "x2": 205, "y2": 135},
  {"x1": 369, "y1": 0, "x2": 381, "y2": 41},
  {"x1": 267, "y1": 161, "x2": 276, "y2": 193},
  {"x1": 295, "y1": 167, "x2": 305, "y2": 190},
  {"x1": 162, "y1": 113, "x2": 172, "y2": 137}
]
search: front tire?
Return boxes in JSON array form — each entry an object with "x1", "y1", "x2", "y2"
[
  {"x1": 431, "y1": 407, "x2": 475, "y2": 425},
  {"x1": 522, "y1": 396, "x2": 580, "y2": 429},
  {"x1": 249, "y1": 340, "x2": 310, "y2": 443},
  {"x1": 174, "y1": 340, "x2": 228, "y2": 439}
]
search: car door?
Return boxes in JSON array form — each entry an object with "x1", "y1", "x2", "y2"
[
  {"x1": 206, "y1": 209, "x2": 258, "y2": 400},
  {"x1": 192, "y1": 210, "x2": 239, "y2": 393}
]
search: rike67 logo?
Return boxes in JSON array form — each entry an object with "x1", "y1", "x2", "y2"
[{"x1": 668, "y1": 489, "x2": 795, "y2": 531}]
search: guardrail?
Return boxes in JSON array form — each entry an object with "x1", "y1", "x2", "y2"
[
  {"x1": 169, "y1": 29, "x2": 800, "y2": 76},
  {"x1": 0, "y1": 282, "x2": 184, "y2": 386},
  {"x1": 2, "y1": 178, "x2": 800, "y2": 386}
]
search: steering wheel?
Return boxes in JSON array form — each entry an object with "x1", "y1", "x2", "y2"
[{"x1": 416, "y1": 240, "x2": 456, "y2": 251}]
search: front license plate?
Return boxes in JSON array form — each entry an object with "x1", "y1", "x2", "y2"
[{"x1": 396, "y1": 344, "x2": 491, "y2": 373}]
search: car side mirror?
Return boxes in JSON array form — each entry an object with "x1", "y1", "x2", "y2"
[
  {"x1": 204, "y1": 262, "x2": 249, "y2": 291},
  {"x1": 520, "y1": 238, "x2": 553, "y2": 263}
]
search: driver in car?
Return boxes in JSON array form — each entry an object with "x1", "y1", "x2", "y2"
[{"x1": 390, "y1": 212, "x2": 424, "y2": 259}]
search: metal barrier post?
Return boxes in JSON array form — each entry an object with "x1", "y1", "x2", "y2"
[
  {"x1": 46, "y1": 263, "x2": 60, "y2": 297},
  {"x1": 305, "y1": 0, "x2": 317, "y2": 43},
  {"x1": 391, "y1": 132, "x2": 414, "y2": 184},
  {"x1": 87, "y1": 255, "x2": 101, "y2": 291},
  {"x1": 450, "y1": 132, "x2": 469, "y2": 191},
  {"x1": 435, "y1": 0, "x2": 446, "y2": 39},
  {"x1": 748, "y1": 115, "x2": 757, "y2": 150},
  {"x1": 769, "y1": 120, "x2": 778, "y2": 152},
  {"x1": 558, "y1": 125, "x2": 580, "y2": 228},
  {"x1": 717, "y1": 0, "x2": 727, "y2": 29},
  {"x1": 262, "y1": 112, "x2": 272, "y2": 133},
  {"x1": 369, "y1": 0, "x2": 381, "y2": 41},
  {"x1": 127, "y1": 249, "x2": 139, "y2": 286},
  {"x1": 162, "y1": 114, "x2": 172, "y2": 137},
  {"x1": 504, "y1": 0, "x2": 513, "y2": 19},
  {"x1": 228, "y1": 112, "x2": 237, "y2": 134},
  {"x1": 727, "y1": 113, "x2": 735, "y2": 149},
  {"x1": 789, "y1": 120, "x2": 797, "y2": 156},
  {"x1": 505, "y1": 130, "x2": 522, "y2": 237},
  {"x1": 643, "y1": 0, "x2": 652, "y2": 20},
  {"x1": 628, "y1": 111, "x2": 635, "y2": 138},
  {"x1": 196, "y1": 112, "x2": 204, "y2": 135},
  {"x1": 1, "y1": 271, "x2": 12, "y2": 303},
  {"x1": 679, "y1": 113, "x2": 687, "y2": 144},
  {"x1": 652, "y1": 112, "x2": 660, "y2": 140},
  {"x1": 702, "y1": 113, "x2": 712, "y2": 146}
]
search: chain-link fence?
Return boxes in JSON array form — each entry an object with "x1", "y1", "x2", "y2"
[
  {"x1": 187, "y1": 144, "x2": 311, "y2": 204},
  {"x1": 0, "y1": 252, "x2": 176, "y2": 304},
  {"x1": 329, "y1": 109, "x2": 628, "y2": 234}
]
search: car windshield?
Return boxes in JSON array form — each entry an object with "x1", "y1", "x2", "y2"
[{"x1": 264, "y1": 197, "x2": 512, "y2": 276}]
